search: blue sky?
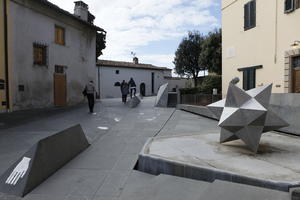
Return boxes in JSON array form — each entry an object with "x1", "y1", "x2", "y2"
[{"x1": 48, "y1": 0, "x2": 221, "y2": 71}]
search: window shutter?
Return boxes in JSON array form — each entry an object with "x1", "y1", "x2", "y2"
[
  {"x1": 295, "y1": 0, "x2": 300, "y2": 9},
  {"x1": 285, "y1": 0, "x2": 294, "y2": 13},
  {"x1": 250, "y1": 0, "x2": 256, "y2": 27},
  {"x1": 243, "y1": 70, "x2": 248, "y2": 90},
  {"x1": 244, "y1": 3, "x2": 249, "y2": 30},
  {"x1": 249, "y1": 68, "x2": 256, "y2": 89}
]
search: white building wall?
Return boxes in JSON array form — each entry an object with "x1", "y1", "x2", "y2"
[
  {"x1": 166, "y1": 78, "x2": 193, "y2": 92},
  {"x1": 10, "y1": 0, "x2": 96, "y2": 110},
  {"x1": 98, "y1": 66, "x2": 165, "y2": 98}
]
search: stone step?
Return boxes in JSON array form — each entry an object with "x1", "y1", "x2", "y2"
[
  {"x1": 119, "y1": 172, "x2": 210, "y2": 200},
  {"x1": 201, "y1": 180, "x2": 290, "y2": 200}
]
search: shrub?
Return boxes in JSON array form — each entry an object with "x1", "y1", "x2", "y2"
[
  {"x1": 179, "y1": 75, "x2": 221, "y2": 94},
  {"x1": 200, "y1": 75, "x2": 222, "y2": 94}
]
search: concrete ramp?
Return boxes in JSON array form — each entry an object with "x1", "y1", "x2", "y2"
[
  {"x1": 0, "y1": 124, "x2": 90, "y2": 197},
  {"x1": 155, "y1": 83, "x2": 168, "y2": 107}
]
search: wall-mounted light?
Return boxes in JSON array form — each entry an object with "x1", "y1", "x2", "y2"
[{"x1": 291, "y1": 40, "x2": 300, "y2": 49}]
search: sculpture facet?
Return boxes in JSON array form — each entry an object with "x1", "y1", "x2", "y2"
[{"x1": 208, "y1": 83, "x2": 289, "y2": 153}]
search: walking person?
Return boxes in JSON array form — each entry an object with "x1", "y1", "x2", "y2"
[
  {"x1": 128, "y1": 77, "x2": 136, "y2": 98},
  {"x1": 83, "y1": 81, "x2": 95, "y2": 113},
  {"x1": 120, "y1": 80, "x2": 129, "y2": 103}
]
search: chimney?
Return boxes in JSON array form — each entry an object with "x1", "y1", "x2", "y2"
[
  {"x1": 74, "y1": 1, "x2": 89, "y2": 21},
  {"x1": 133, "y1": 57, "x2": 139, "y2": 64}
]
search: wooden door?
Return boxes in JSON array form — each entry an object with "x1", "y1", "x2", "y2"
[
  {"x1": 293, "y1": 67, "x2": 300, "y2": 93},
  {"x1": 54, "y1": 74, "x2": 67, "y2": 106}
]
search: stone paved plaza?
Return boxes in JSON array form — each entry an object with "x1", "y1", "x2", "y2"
[{"x1": 0, "y1": 97, "x2": 292, "y2": 200}]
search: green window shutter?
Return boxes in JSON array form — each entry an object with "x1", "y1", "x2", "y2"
[
  {"x1": 243, "y1": 70, "x2": 248, "y2": 90},
  {"x1": 250, "y1": 0, "x2": 256, "y2": 27},
  {"x1": 244, "y1": 3, "x2": 249, "y2": 30},
  {"x1": 285, "y1": 0, "x2": 294, "y2": 13},
  {"x1": 249, "y1": 68, "x2": 256, "y2": 89}
]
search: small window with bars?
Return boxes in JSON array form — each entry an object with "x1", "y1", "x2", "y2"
[
  {"x1": 55, "y1": 65, "x2": 65, "y2": 74},
  {"x1": 33, "y1": 43, "x2": 47, "y2": 66},
  {"x1": 244, "y1": 0, "x2": 256, "y2": 31},
  {"x1": 55, "y1": 25, "x2": 65, "y2": 45}
]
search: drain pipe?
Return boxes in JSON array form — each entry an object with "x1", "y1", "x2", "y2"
[{"x1": 3, "y1": 0, "x2": 10, "y2": 111}]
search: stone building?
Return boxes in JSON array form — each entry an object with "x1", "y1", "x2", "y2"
[
  {"x1": 222, "y1": 0, "x2": 300, "y2": 95},
  {"x1": 97, "y1": 58, "x2": 173, "y2": 98},
  {"x1": 0, "y1": 0, "x2": 105, "y2": 111}
]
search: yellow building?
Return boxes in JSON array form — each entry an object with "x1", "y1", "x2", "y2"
[{"x1": 222, "y1": 0, "x2": 300, "y2": 95}]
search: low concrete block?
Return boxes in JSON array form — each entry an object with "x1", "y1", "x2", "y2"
[
  {"x1": 167, "y1": 92, "x2": 177, "y2": 107},
  {"x1": 137, "y1": 134, "x2": 300, "y2": 192},
  {"x1": 0, "y1": 124, "x2": 90, "y2": 197},
  {"x1": 177, "y1": 104, "x2": 218, "y2": 120},
  {"x1": 291, "y1": 188, "x2": 300, "y2": 200},
  {"x1": 127, "y1": 96, "x2": 141, "y2": 108},
  {"x1": 270, "y1": 93, "x2": 300, "y2": 135},
  {"x1": 155, "y1": 83, "x2": 168, "y2": 107}
]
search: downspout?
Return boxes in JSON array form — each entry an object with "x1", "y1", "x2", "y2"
[
  {"x1": 97, "y1": 66, "x2": 100, "y2": 99},
  {"x1": 4, "y1": 0, "x2": 10, "y2": 110}
]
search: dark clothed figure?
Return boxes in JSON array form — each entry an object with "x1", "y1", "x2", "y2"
[
  {"x1": 128, "y1": 78, "x2": 136, "y2": 98},
  {"x1": 84, "y1": 81, "x2": 95, "y2": 113},
  {"x1": 120, "y1": 80, "x2": 129, "y2": 103}
]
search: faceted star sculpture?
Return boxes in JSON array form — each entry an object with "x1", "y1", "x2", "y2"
[{"x1": 208, "y1": 83, "x2": 289, "y2": 153}]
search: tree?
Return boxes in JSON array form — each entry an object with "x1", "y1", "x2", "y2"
[
  {"x1": 199, "y1": 29, "x2": 222, "y2": 75},
  {"x1": 173, "y1": 31, "x2": 205, "y2": 86},
  {"x1": 96, "y1": 31, "x2": 106, "y2": 60}
]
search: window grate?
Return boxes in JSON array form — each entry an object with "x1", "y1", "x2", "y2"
[{"x1": 33, "y1": 43, "x2": 48, "y2": 66}]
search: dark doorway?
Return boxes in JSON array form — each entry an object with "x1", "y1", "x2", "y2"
[
  {"x1": 151, "y1": 72, "x2": 154, "y2": 94},
  {"x1": 140, "y1": 83, "x2": 146, "y2": 96},
  {"x1": 243, "y1": 68, "x2": 256, "y2": 90}
]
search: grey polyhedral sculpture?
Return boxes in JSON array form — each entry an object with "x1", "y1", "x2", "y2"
[{"x1": 208, "y1": 83, "x2": 289, "y2": 153}]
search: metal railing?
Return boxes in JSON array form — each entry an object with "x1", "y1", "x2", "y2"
[{"x1": 180, "y1": 94, "x2": 222, "y2": 106}]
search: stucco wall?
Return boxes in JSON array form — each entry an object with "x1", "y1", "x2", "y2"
[
  {"x1": 222, "y1": 0, "x2": 300, "y2": 95},
  {"x1": 165, "y1": 78, "x2": 193, "y2": 92},
  {"x1": 0, "y1": 1, "x2": 5, "y2": 111},
  {"x1": 10, "y1": 0, "x2": 96, "y2": 110},
  {"x1": 98, "y1": 66, "x2": 166, "y2": 98}
]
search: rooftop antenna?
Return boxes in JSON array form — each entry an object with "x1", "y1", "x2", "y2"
[{"x1": 131, "y1": 52, "x2": 136, "y2": 58}]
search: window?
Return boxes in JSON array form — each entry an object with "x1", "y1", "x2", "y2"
[
  {"x1": 114, "y1": 82, "x2": 121, "y2": 86},
  {"x1": 18, "y1": 85, "x2": 25, "y2": 92},
  {"x1": 244, "y1": 0, "x2": 256, "y2": 31},
  {"x1": 115, "y1": 70, "x2": 119, "y2": 74},
  {"x1": 33, "y1": 43, "x2": 47, "y2": 66},
  {"x1": 243, "y1": 68, "x2": 256, "y2": 90},
  {"x1": 292, "y1": 56, "x2": 300, "y2": 68},
  {"x1": 296, "y1": 0, "x2": 300, "y2": 9},
  {"x1": 55, "y1": 65, "x2": 65, "y2": 74},
  {"x1": 55, "y1": 25, "x2": 65, "y2": 45},
  {"x1": 0, "y1": 79, "x2": 4, "y2": 90},
  {"x1": 285, "y1": 0, "x2": 294, "y2": 13}
]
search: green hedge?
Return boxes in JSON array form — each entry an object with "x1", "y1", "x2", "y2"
[{"x1": 179, "y1": 75, "x2": 221, "y2": 95}]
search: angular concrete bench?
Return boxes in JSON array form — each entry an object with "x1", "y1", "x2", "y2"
[{"x1": 0, "y1": 124, "x2": 90, "y2": 197}]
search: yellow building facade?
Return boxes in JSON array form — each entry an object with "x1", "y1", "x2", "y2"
[{"x1": 222, "y1": 0, "x2": 300, "y2": 95}]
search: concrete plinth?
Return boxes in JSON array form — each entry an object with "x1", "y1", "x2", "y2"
[
  {"x1": 128, "y1": 96, "x2": 141, "y2": 108},
  {"x1": 137, "y1": 132, "x2": 300, "y2": 192},
  {"x1": 155, "y1": 83, "x2": 168, "y2": 107}
]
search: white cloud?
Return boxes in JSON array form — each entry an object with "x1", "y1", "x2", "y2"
[{"x1": 48, "y1": 0, "x2": 220, "y2": 69}]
